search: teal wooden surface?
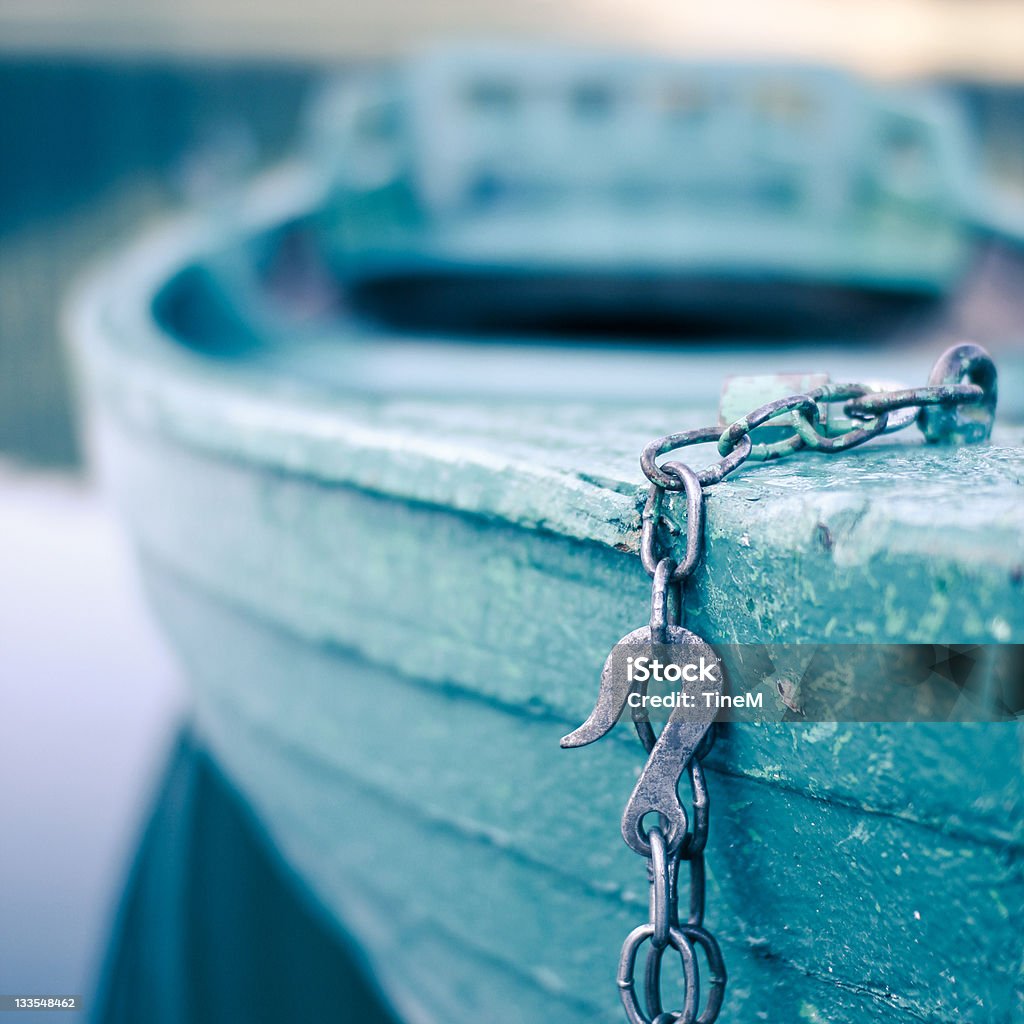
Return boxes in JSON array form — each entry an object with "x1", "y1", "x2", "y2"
[
  {"x1": 69, "y1": 165, "x2": 1024, "y2": 1022},
  {"x1": 143, "y1": 563, "x2": 1021, "y2": 1024}
]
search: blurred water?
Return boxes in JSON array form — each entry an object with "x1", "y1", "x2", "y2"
[
  {"x1": 0, "y1": 470, "x2": 405, "y2": 1023},
  {"x1": 0, "y1": 470, "x2": 183, "y2": 1022},
  {"x1": 95, "y1": 732, "x2": 401, "y2": 1024}
]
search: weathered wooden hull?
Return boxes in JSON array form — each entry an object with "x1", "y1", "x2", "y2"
[{"x1": 70, "y1": 166, "x2": 1024, "y2": 1023}]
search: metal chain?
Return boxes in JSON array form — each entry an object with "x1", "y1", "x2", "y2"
[
  {"x1": 639, "y1": 343, "x2": 998, "y2": 570},
  {"x1": 619, "y1": 342, "x2": 997, "y2": 1023},
  {"x1": 619, "y1": 700, "x2": 724, "y2": 1024}
]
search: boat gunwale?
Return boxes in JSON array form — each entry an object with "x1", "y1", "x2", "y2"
[{"x1": 68, "y1": 165, "x2": 1024, "y2": 561}]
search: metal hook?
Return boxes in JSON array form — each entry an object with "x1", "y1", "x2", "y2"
[
  {"x1": 620, "y1": 704, "x2": 715, "y2": 857},
  {"x1": 561, "y1": 618, "x2": 722, "y2": 857},
  {"x1": 560, "y1": 557, "x2": 681, "y2": 751}
]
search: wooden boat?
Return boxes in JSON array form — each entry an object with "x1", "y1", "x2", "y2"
[
  {"x1": 69, "y1": 52, "x2": 1024, "y2": 1024},
  {"x1": 304, "y1": 46, "x2": 988, "y2": 334}
]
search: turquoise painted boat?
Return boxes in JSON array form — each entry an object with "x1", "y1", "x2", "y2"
[
  {"x1": 70, "y1": 54, "x2": 1024, "y2": 1024},
  {"x1": 305, "y1": 46, "x2": 989, "y2": 334}
]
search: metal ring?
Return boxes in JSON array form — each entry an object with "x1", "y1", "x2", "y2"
[
  {"x1": 624, "y1": 789, "x2": 689, "y2": 860},
  {"x1": 648, "y1": 558, "x2": 680, "y2": 643},
  {"x1": 677, "y1": 924, "x2": 727, "y2": 1024},
  {"x1": 791, "y1": 383, "x2": 888, "y2": 451},
  {"x1": 648, "y1": 826, "x2": 677, "y2": 950},
  {"x1": 648, "y1": 924, "x2": 727, "y2": 1024},
  {"x1": 641, "y1": 426, "x2": 752, "y2": 489},
  {"x1": 643, "y1": 945, "x2": 665, "y2": 1021},
  {"x1": 618, "y1": 924, "x2": 699, "y2": 1024},
  {"x1": 918, "y1": 342, "x2": 997, "y2": 444},
  {"x1": 646, "y1": 921, "x2": 725, "y2": 1024},
  {"x1": 640, "y1": 464, "x2": 705, "y2": 583},
  {"x1": 717, "y1": 393, "x2": 818, "y2": 462}
]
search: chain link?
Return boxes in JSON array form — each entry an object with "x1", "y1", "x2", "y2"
[
  {"x1": 615, "y1": 343, "x2": 997, "y2": 1024},
  {"x1": 844, "y1": 382, "x2": 984, "y2": 418},
  {"x1": 640, "y1": 427, "x2": 752, "y2": 490},
  {"x1": 791, "y1": 383, "x2": 890, "y2": 451},
  {"x1": 717, "y1": 392, "x2": 818, "y2": 461},
  {"x1": 640, "y1": 463, "x2": 704, "y2": 581}
]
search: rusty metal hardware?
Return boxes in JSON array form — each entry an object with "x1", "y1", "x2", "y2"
[
  {"x1": 562, "y1": 554, "x2": 724, "y2": 1023},
  {"x1": 916, "y1": 342, "x2": 999, "y2": 445},
  {"x1": 562, "y1": 343, "x2": 998, "y2": 1024}
]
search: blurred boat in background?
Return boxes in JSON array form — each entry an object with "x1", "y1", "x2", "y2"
[{"x1": 304, "y1": 47, "x2": 987, "y2": 334}]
